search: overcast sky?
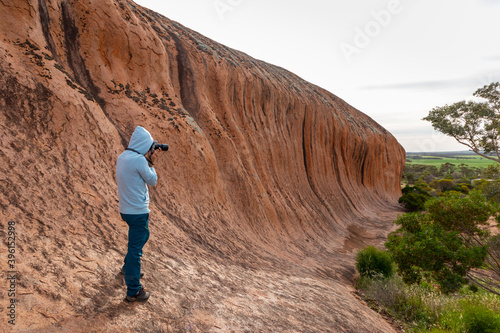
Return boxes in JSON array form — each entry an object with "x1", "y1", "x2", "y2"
[{"x1": 133, "y1": 0, "x2": 500, "y2": 152}]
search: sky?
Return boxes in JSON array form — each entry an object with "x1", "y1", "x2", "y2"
[{"x1": 133, "y1": 0, "x2": 500, "y2": 152}]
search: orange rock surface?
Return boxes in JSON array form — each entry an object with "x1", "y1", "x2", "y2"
[{"x1": 0, "y1": 0, "x2": 405, "y2": 331}]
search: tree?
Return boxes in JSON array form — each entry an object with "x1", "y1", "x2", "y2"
[
  {"x1": 405, "y1": 172, "x2": 416, "y2": 184},
  {"x1": 423, "y1": 82, "x2": 500, "y2": 163},
  {"x1": 481, "y1": 180, "x2": 500, "y2": 204},
  {"x1": 386, "y1": 191, "x2": 500, "y2": 294},
  {"x1": 458, "y1": 163, "x2": 481, "y2": 179},
  {"x1": 398, "y1": 185, "x2": 432, "y2": 211},
  {"x1": 403, "y1": 164, "x2": 439, "y2": 182},
  {"x1": 439, "y1": 162, "x2": 456, "y2": 177},
  {"x1": 482, "y1": 164, "x2": 500, "y2": 179},
  {"x1": 429, "y1": 179, "x2": 455, "y2": 192}
]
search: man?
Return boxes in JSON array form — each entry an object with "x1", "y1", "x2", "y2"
[{"x1": 116, "y1": 126, "x2": 158, "y2": 302}]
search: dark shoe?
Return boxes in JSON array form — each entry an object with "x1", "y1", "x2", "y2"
[
  {"x1": 126, "y1": 287, "x2": 150, "y2": 302},
  {"x1": 121, "y1": 268, "x2": 144, "y2": 278}
]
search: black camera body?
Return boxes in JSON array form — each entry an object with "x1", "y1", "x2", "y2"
[{"x1": 151, "y1": 142, "x2": 169, "y2": 151}]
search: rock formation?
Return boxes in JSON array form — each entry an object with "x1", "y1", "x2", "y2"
[{"x1": 0, "y1": 0, "x2": 405, "y2": 331}]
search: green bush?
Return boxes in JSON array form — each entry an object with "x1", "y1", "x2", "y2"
[
  {"x1": 426, "y1": 190, "x2": 497, "y2": 235},
  {"x1": 452, "y1": 183, "x2": 470, "y2": 194},
  {"x1": 387, "y1": 219, "x2": 485, "y2": 293},
  {"x1": 399, "y1": 193, "x2": 428, "y2": 211},
  {"x1": 472, "y1": 178, "x2": 490, "y2": 189},
  {"x1": 356, "y1": 246, "x2": 395, "y2": 279},
  {"x1": 399, "y1": 185, "x2": 432, "y2": 211},
  {"x1": 482, "y1": 180, "x2": 500, "y2": 203},
  {"x1": 469, "y1": 284, "x2": 479, "y2": 293},
  {"x1": 481, "y1": 164, "x2": 500, "y2": 179},
  {"x1": 387, "y1": 191, "x2": 495, "y2": 294},
  {"x1": 463, "y1": 304, "x2": 500, "y2": 333},
  {"x1": 430, "y1": 179, "x2": 455, "y2": 191}
]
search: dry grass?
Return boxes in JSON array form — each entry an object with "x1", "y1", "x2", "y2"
[{"x1": 357, "y1": 275, "x2": 500, "y2": 332}]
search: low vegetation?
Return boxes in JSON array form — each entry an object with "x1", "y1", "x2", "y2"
[
  {"x1": 399, "y1": 185, "x2": 433, "y2": 212},
  {"x1": 356, "y1": 246, "x2": 395, "y2": 279},
  {"x1": 401, "y1": 156, "x2": 500, "y2": 206},
  {"x1": 388, "y1": 191, "x2": 499, "y2": 294},
  {"x1": 357, "y1": 274, "x2": 500, "y2": 332},
  {"x1": 356, "y1": 169, "x2": 500, "y2": 332}
]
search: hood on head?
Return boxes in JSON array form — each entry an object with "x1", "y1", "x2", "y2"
[{"x1": 127, "y1": 126, "x2": 154, "y2": 155}]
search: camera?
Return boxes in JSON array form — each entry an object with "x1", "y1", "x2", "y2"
[{"x1": 151, "y1": 142, "x2": 169, "y2": 151}]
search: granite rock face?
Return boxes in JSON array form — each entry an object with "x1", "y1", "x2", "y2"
[{"x1": 0, "y1": 0, "x2": 405, "y2": 331}]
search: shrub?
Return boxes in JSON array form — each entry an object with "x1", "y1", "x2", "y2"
[
  {"x1": 399, "y1": 185, "x2": 432, "y2": 211},
  {"x1": 472, "y1": 178, "x2": 490, "y2": 189},
  {"x1": 463, "y1": 304, "x2": 500, "y2": 333},
  {"x1": 426, "y1": 190, "x2": 497, "y2": 235},
  {"x1": 356, "y1": 246, "x2": 394, "y2": 279},
  {"x1": 430, "y1": 179, "x2": 455, "y2": 191},
  {"x1": 356, "y1": 270, "x2": 500, "y2": 332},
  {"x1": 452, "y1": 183, "x2": 470, "y2": 194},
  {"x1": 482, "y1": 164, "x2": 500, "y2": 179},
  {"x1": 387, "y1": 219, "x2": 486, "y2": 293},
  {"x1": 469, "y1": 284, "x2": 479, "y2": 293},
  {"x1": 482, "y1": 180, "x2": 500, "y2": 203},
  {"x1": 387, "y1": 191, "x2": 496, "y2": 294},
  {"x1": 358, "y1": 274, "x2": 405, "y2": 309},
  {"x1": 358, "y1": 275, "x2": 439, "y2": 328},
  {"x1": 399, "y1": 192, "x2": 428, "y2": 211}
]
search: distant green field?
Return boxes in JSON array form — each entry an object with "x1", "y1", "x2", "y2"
[{"x1": 406, "y1": 155, "x2": 497, "y2": 168}]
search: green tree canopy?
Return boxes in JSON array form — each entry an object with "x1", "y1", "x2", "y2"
[
  {"x1": 423, "y1": 82, "x2": 500, "y2": 163},
  {"x1": 386, "y1": 190, "x2": 499, "y2": 294}
]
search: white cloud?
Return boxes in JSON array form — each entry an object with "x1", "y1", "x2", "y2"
[{"x1": 133, "y1": 0, "x2": 500, "y2": 152}]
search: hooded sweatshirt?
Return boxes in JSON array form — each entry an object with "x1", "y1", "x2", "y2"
[{"x1": 116, "y1": 126, "x2": 158, "y2": 214}]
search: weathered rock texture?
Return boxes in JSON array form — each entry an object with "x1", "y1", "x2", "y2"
[{"x1": 0, "y1": 0, "x2": 405, "y2": 331}]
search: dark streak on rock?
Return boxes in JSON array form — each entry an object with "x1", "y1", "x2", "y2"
[
  {"x1": 168, "y1": 31, "x2": 200, "y2": 119},
  {"x1": 60, "y1": 1, "x2": 128, "y2": 148},
  {"x1": 39, "y1": 0, "x2": 60, "y2": 63}
]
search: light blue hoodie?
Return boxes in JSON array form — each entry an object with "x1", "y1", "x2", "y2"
[{"x1": 116, "y1": 126, "x2": 158, "y2": 214}]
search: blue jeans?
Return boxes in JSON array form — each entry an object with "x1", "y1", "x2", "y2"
[{"x1": 121, "y1": 213, "x2": 150, "y2": 296}]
